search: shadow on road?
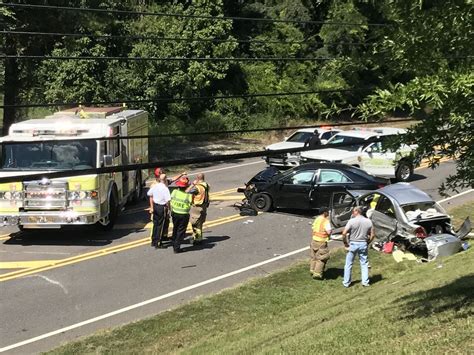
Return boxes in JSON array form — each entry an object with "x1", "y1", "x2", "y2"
[
  {"x1": 390, "y1": 173, "x2": 426, "y2": 184},
  {"x1": 3, "y1": 226, "x2": 136, "y2": 247},
  {"x1": 181, "y1": 235, "x2": 231, "y2": 252},
  {"x1": 395, "y1": 274, "x2": 474, "y2": 319}
]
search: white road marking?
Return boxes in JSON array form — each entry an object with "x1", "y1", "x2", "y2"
[
  {"x1": 26, "y1": 275, "x2": 68, "y2": 295},
  {"x1": 0, "y1": 246, "x2": 308, "y2": 353},
  {"x1": 187, "y1": 160, "x2": 265, "y2": 176},
  {"x1": 437, "y1": 189, "x2": 474, "y2": 204}
]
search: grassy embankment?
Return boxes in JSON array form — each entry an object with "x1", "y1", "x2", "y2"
[{"x1": 48, "y1": 202, "x2": 474, "y2": 354}]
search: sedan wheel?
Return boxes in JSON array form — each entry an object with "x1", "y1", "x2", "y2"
[{"x1": 250, "y1": 193, "x2": 273, "y2": 212}]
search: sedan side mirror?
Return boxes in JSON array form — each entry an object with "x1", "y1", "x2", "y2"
[
  {"x1": 103, "y1": 155, "x2": 113, "y2": 167},
  {"x1": 365, "y1": 147, "x2": 372, "y2": 154}
]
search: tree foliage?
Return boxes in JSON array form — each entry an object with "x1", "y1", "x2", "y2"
[{"x1": 1, "y1": 0, "x2": 472, "y2": 188}]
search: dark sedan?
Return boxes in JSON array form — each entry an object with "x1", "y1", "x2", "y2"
[{"x1": 238, "y1": 163, "x2": 389, "y2": 212}]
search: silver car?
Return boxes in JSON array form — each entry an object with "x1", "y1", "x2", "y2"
[{"x1": 330, "y1": 183, "x2": 470, "y2": 249}]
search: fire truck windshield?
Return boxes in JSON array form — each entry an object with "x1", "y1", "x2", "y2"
[{"x1": 0, "y1": 140, "x2": 97, "y2": 170}]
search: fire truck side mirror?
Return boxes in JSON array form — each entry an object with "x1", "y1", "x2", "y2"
[{"x1": 103, "y1": 155, "x2": 113, "y2": 167}]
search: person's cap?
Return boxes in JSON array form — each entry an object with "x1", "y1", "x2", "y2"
[
  {"x1": 320, "y1": 207, "x2": 329, "y2": 214},
  {"x1": 175, "y1": 176, "x2": 190, "y2": 188},
  {"x1": 154, "y1": 167, "x2": 163, "y2": 177}
]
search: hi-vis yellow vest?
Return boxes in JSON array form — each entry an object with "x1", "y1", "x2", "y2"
[
  {"x1": 193, "y1": 182, "x2": 210, "y2": 207},
  {"x1": 171, "y1": 189, "x2": 192, "y2": 214},
  {"x1": 312, "y1": 215, "x2": 330, "y2": 242}
]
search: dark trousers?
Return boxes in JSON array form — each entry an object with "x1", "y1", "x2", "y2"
[
  {"x1": 171, "y1": 212, "x2": 190, "y2": 251},
  {"x1": 151, "y1": 203, "x2": 169, "y2": 246}
]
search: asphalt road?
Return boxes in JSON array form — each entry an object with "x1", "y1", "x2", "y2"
[{"x1": 0, "y1": 158, "x2": 472, "y2": 354}]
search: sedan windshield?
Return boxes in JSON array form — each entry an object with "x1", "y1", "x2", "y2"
[
  {"x1": 326, "y1": 135, "x2": 367, "y2": 151},
  {"x1": 0, "y1": 140, "x2": 97, "y2": 170},
  {"x1": 287, "y1": 132, "x2": 313, "y2": 143}
]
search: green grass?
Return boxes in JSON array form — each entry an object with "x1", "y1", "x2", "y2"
[
  {"x1": 48, "y1": 203, "x2": 474, "y2": 355},
  {"x1": 448, "y1": 201, "x2": 474, "y2": 230}
]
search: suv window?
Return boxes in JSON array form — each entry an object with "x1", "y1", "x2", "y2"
[
  {"x1": 281, "y1": 170, "x2": 316, "y2": 185},
  {"x1": 318, "y1": 170, "x2": 352, "y2": 183},
  {"x1": 369, "y1": 137, "x2": 394, "y2": 153},
  {"x1": 321, "y1": 131, "x2": 332, "y2": 140},
  {"x1": 287, "y1": 132, "x2": 313, "y2": 143}
]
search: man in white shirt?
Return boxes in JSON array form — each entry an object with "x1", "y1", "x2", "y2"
[{"x1": 147, "y1": 173, "x2": 171, "y2": 248}]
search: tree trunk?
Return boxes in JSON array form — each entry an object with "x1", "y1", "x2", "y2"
[{"x1": 3, "y1": 36, "x2": 19, "y2": 136}]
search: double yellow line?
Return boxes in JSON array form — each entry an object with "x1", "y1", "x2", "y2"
[
  {"x1": 416, "y1": 157, "x2": 451, "y2": 170},
  {"x1": 0, "y1": 213, "x2": 247, "y2": 283}
]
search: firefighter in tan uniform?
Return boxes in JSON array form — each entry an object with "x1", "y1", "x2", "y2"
[
  {"x1": 310, "y1": 207, "x2": 332, "y2": 280},
  {"x1": 187, "y1": 173, "x2": 210, "y2": 245}
]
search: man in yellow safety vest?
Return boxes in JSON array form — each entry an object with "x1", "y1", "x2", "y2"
[
  {"x1": 187, "y1": 173, "x2": 210, "y2": 245},
  {"x1": 170, "y1": 176, "x2": 192, "y2": 254},
  {"x1": 310, "y1": 207, "x2": 332, "y2": 280}
]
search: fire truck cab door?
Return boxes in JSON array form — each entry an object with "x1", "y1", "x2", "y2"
[{"x1": 109, "y1": 126, "x2": 123, "y2": 199}]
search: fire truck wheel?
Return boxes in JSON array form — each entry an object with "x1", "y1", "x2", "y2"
[{"x1": 97, "y1": 188, "x2": 119, "y2": 231}]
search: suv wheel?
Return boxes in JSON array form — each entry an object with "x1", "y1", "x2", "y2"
[{"x1": 396, "y1": 161, "x2": 413, "y2": 182}]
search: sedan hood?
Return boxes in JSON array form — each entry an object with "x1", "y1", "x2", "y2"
[
  {"x1": 266, "y1": 141, "x2": 304, "y2": 150},
  {"x1": 248, "y1": 166, "x2": 280, "y2": 184},
  {"x1": 301, "y1": 148, "x2": 359, "y2": 161}
]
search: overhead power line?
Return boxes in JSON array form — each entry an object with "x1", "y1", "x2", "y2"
[
  {"x1": 0, "y1": 118, "x2": 416, "y2": 145},
  {"x1": 0, "y1": 3, "x2": 391, "y2": 27},
  {"x1": 0, "y1": 136, "x2": 406, "y2": 184},
  {"x1": 0, "y1": 88, "x2": 374, "y2": 109},
  {"x1": 0, "y1": 30, "x2": 375, "y2": 47},
  {"x1": 0, "y1": 55, "x2": 339, "y2": 62}
]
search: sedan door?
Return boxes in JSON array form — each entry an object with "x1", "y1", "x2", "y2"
[
  {"x1": 273, "y1": 169, "x2": 317, "y2": 210},
  {"x1": 329, "y1": 191, "x2": 357, "y2": 229},
  {"x1": 310, "y1": 169, "x2": 353, "y2": 210},
  {"x1": 370, "y1": 195, "x2": 399, "y2": 241}
]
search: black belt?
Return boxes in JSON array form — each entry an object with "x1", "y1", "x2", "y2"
[{"x1": 153, "y1": 202, "x2": 167, "y2": 206}]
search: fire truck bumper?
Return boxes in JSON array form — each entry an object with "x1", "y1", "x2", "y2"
[{"x1": 0, "y1": 211, "x2": 100, "y2": 228}]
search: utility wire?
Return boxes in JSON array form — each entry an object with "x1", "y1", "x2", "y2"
[
  {"x1": 0, "y1": 55, "x2": 339, "y2": 62},
  {"x1": 0, "y1": 137, "x2": 400, "y2": 184},
  {"x1": 0, "y1": 3, "x2": 391, "y2": 27},
  {"x1": 0, "y1": 118, "x2": 416, "y2": 145},
  {"x1": 0, "y1": 88, "x2": 374, "y2": 109},
  {"x1": 0, "y1": 30, "x2": 377, "y2": 46}
]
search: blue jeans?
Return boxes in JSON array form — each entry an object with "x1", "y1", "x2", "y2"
[{"x1": 343, "y1": 242, "x2": 369, "y2": 287}]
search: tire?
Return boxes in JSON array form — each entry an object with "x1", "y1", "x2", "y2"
[
  {"x1": 131, "y1": 172, "x2": 143, "y2": 204},
  {"x1": 250, "y1": 193, "x2": 273, "y2": 212},
  {"x1": 97, "y1": 188, "x2": 119, "y2": 231},
  {"x1": 395, "y1": 161, "x2": 413, "y2": 182}
]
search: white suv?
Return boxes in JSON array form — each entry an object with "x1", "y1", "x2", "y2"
[
  {"x1": 265, "y1": 127, "x2": 341, "y2": 167},
  {"x1": 299, "y1": 127, "x2": 417, "y2": 181}
]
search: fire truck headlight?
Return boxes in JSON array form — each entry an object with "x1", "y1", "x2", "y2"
[
  {"x1": 68, "y1": 191, "x2": 80, "y2": 200},
  {"x1": 68, "y1": 190, "x2": 99, "y2": 200}
]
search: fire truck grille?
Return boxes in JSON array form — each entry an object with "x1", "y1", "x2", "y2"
[{"x1": 23, "y1": 181, "x2": 68, "y2": 210}]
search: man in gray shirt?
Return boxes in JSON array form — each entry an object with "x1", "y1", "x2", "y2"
[{"x1": 342, "y1": 207, "x2": 375, "y2": 287}]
